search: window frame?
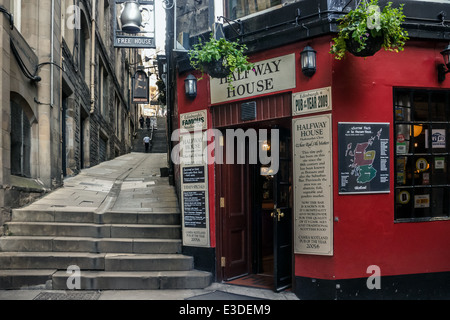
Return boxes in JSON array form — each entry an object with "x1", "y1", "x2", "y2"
[
  {"x1": 98, "y1": 60, "x2": 109, "y2": 119},
  {"x1": 10, "y1": 100, "x2": 31, "y2": 178},
  {"x1": 10, "y1": 0, "x2": 21, "y2": 32},
  {"x1": 224, "y1": 0, "x2": 283, "y2": 20},
  {"x1": 393, "y1": 88, "x2": 450, "y2": 223}
]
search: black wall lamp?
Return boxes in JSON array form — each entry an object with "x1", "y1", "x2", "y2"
[
  {"x1": 300, "y1": 45, "x2": 316, "y2": 77},
  {"x1": 184, "y1": 74, "x2": 197, "y2": 99},
  {"x1": 438, "y1": 44, "x2": 450, "y2": 82}
]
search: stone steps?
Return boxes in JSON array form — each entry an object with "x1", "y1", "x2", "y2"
[
  {"x1": 4, "y1": 221, "x2": 181, "y2": 239},
  {"x1": 52, "y1": 270, "x2": 211, "y2": 290},
  {"x1": 0, "y1": 252, "x2": 194, "y2": 271},
  {"x1": 0, "y1": 269, "x2": 56, "y2": 289},
  {"x1": 0, "y1": 269, "x2": 212, "y2": 290},
  {"x1": 0, "y1": 152, "x2": 212, "y2": 290},
  {"x1": 12, "y1": 208, "x2": 180, "y2": 224},
  {"x1": 0, "y1": 236, "x2": 181, "y2": 254},
  {"x1": 0, "y1": 215, "x2": 212, "y2": 289}
]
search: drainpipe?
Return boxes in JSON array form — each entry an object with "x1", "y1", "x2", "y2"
[
  {"x1": 51, "y1": 0, "x2": 54, "y2": 107},
  {"x1": 90, "y1": 0, "x2": 96, "y2": 114}
]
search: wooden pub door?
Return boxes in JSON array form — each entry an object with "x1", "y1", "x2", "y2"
[{"x1": 217, "y1": 127, "x2": 292, "y2": 291}]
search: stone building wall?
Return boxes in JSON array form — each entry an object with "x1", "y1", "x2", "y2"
[{"x1": 0, "y1": 0, "x2": 135, "y2": 227}]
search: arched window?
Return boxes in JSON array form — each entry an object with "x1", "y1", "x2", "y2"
[{"x1": 10, "y1": 99, "x2": 31, "y2": 177}]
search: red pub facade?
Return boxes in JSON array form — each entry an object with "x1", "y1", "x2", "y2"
[{"x1": 168, "y1": 0, "x2": 450, "y2": 299}]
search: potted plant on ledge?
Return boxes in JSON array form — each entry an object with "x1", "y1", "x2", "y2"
[
  {"x1": 188, "y1": 35, "x2": 254, "y2": 88},
  {"x1": 330, "y1": 0, "x2": 409, "y2": 60}
]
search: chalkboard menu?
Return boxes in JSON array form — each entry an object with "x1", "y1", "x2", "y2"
[
  {"x1": 183, "y1": 191, "x2": 206, "y2": 228},
  {"x1": 338, "y1": 123, "x2": 390, "y2": 194},
  {"x1": 183, "y1": 166, "x2": 205, "y2": 184}
]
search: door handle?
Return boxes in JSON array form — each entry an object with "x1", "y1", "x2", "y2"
[{"x1": 271, "y1": 209, "x2": 285, "y2": 221}]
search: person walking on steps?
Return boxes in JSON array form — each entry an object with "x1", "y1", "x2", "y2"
[
  {"x1": 146, "y1": 116, "x2": 151, "y2": 131},
  {"x1": 143, "y1": 135, "x2": 150, "y2": 153},
  {"x1": 139, "y1": 115, "x2": 144, "y2": 129}
]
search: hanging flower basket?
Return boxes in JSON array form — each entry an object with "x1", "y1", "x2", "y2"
[
  {"x1": 189, "y1": 34, "x2": 254, "y2": 88},
  {"x1": 330, "y1": 0, "x2": 409, "y2": 60},
  {"x1": 202, "y1": 58, "x2": 231, "y2": 79},
  {"x1": 345, "y1": 34, "x2": 384, "y2": 57}
]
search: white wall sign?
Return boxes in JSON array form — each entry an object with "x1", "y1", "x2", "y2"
[
  {"x1": 179, "y1": 110, "x2": 210, "y2": 247},
  {"x1": 292, "y1": 87, "x2": 332, "y2": 116},
  {"x1": 180, "y1": 110, "x2": 207, "y2": 132},
  {"x1": 210, "y1": 53, "x2": 296, "y2": 104},
  {"x1": 293, "y1": 114, "x2": 333, "y2": 256}
]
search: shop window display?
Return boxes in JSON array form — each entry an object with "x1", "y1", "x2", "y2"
[{"x1": 394, "y1": 89, "x2": 450, "y2": 221}]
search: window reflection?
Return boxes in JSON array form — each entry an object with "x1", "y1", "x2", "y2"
[
  {"x1": 394, "y1": 89, "x2": 450, "y2": 220},
  {"x1": 225, "y1": 0, "x2": 282, "y2": 19}
]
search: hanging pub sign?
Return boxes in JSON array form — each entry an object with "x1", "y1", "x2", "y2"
[
  {"x1": 132, "y1": 69, "x2": 149, "y2": 103},
  {"x1": 114, "y1": 0, "x2": 156, "y2": 48}
]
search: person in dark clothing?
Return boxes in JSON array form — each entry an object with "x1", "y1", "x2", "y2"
[
  {"x1": 139, "y1": 115, "x2": 144, "y2": 129},
  {"x1": 145, "y1": 116, "x2": 151, "y2": 130}
]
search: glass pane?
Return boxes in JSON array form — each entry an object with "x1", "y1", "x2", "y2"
[
  {"x1": 414, "y1": 155, "x2": 432, "y2": 185},
  {"x1": 411, "y1": 124, "x2": 430, "y2": 153},
  {"x1": 413, "y1": 187, "x2": 431, "y2": 218},
  {"x1": 261, "y1": 175, "x2": 273, "y2": 209},
  {"x1": 431, "y1": 187, "x2": 444, "y2": 217},
  {"x1": 10, "y1": 101, "x2": 23, "y2": 176},
  {"x1": 278, "y1": 185, "x2": 290, "y2": 208},
  {"x1": 395, "y1": 91, "x2": 411, "y2": 121},
  {"x1": 279, "y1": 160, "x2": 289, "y2": 183},
  {"x1": 396, "y1": 156, "x2": 413, "y2": 186},
  {"x1": 413, "y1": 91, "x2": 429, "y2": 121},
  {"x1": 432, "y1": 155, "x2": 448, "y2": 185},
  {"x1": 396, "y1": 124, "x2": 411, "y2": 155},
  {"x1": 443, "y1": 187, "x2": 450, "y2": 217},
  {"x1": 429, "y1": 124, "x2": 447, "y2": 151},
  {"x1": 226, "y1": 0, "x2": 282, "y2": 19},
  {"x1": 396, "y1": 189, "x2": 413, "y2": 219},
  {"x1": 430, "y1": 91, "x2": 446, "y2": 121}
]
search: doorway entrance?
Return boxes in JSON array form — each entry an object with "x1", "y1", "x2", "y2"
[{"x1": 217, "y1": 123, "x2": 292, "y2": 292}]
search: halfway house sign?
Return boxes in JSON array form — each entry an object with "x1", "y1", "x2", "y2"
[{"x1": 210, "y1": 53, "x2": 296, "y2": 104}]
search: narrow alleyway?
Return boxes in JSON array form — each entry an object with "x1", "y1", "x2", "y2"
[{"x1": 0, "y1": 148, "x2": 211, "y2": 290}]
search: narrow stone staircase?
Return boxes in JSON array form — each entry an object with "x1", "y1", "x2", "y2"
[
  {"x1": 0, "y1": 153, "x2": 211, "y2": 290},
  {"x1": 133, "y1": 116, "x2": 168, "y2": 154}
]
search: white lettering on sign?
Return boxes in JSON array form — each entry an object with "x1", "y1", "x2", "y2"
[
  {"x1": 180, "y1": 110, "x2": 207, "y2": 132},
  {"x1": 210, "y1": 53, "x2": 296, "y2": 104},
  {"x1": 292, "y1": 87, "x2": 332, "y2": 116}
]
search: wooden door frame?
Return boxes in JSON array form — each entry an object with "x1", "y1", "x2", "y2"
[
  {"x1": 213, "y1": 119, "x2": 294, "y2": 287},
  {"x1": 215, "y1": 141, "x2": 252, "y2": 282}
]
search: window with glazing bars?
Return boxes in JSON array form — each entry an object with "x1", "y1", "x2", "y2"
[{"x1": 394, "y1": 89, "x2": 450, "y2": 221}]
